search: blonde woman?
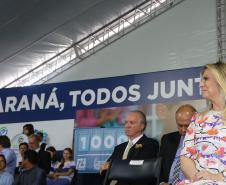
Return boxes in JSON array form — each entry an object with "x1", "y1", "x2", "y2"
[{"x1": 180, "y1": 62, "x2": 226, "y2": 185}]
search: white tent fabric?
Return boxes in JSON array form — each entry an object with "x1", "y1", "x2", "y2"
[
  {"x1": 0, "y1": 0, "x2": 147, "y2": 87},
  {"x1": 47, "y1": 0, "x2": 218, "y2": 84}
]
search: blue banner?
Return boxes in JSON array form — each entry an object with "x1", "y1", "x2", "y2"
[{"x1": 0, "y1": 66, "x2": 202, "y2": 123}]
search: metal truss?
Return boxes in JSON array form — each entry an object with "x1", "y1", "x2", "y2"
[
  {"x1": 4, "y1": 0, "x2": 185, "y2": 88},
  {"x1": 216, "y1": 0, "x2": 226, "y2": 61}
]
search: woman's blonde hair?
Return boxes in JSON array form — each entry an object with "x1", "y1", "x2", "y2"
[{"x1": 200, "y1": 62, "x2": 226, "y2": 118}]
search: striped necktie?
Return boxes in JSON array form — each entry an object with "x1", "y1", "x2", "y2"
[{"x1": 172, "y1": 158, "x2": 180, "y2": 185}]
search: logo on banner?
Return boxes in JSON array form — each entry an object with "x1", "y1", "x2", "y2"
[
  {"x1": 0, "y1": 127, "x2": 8, "y2": 135},
  {"x1": 77, "y1": 158, "x2": 86, "y2": 170},
  {"x1": 11, "y1": 134, "x2": 28, "y2": 151},
  {"x1": 93, "y1": 158, "x2": 104, "y2": 170}
]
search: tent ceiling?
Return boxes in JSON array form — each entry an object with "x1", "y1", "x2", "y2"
[{"x1": 0, "y1": 0, "x2": 146, "y2": 87}]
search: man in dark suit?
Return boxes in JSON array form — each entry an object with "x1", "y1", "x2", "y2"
[
  {"x1": 28, "y1": 134, "x2": 51, "y2": 174},
  {"x1": 100, "y1": 110, "x2": 159, "y2": 185},
  {"x1": 159, "y1": 104, "x2": 196, "y2": 185},
  {"x1": 13, "y1": 150, "x2": 46, "y2": 185}
]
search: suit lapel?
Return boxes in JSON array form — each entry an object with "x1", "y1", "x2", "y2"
[
  {"x1": 127, "y1": 135, "x2": 146, "y2": 159},
  {"x1": 117, "y1": 142, "x2": 128, "y2": 159},
  {"x1": 170, "y1": 132, "x2": 181, "y2": 163}
]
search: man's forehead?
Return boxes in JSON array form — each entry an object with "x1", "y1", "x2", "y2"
[
  {"x1": 177, "y1": 111, "x2": 193, "y2": 116},
  {"x1": 176, "y1": 112, "x2": 192, "y2": 122},
  {"x1": 176, "y1": 106, "x2": 195, "y2": 116},
  {"x1": 177, "y1": 122, "x2": 190, "y2": 126},
  {"x1": 126, "y1": 112, "x2": 139, "y2": 117},
  {"x1": 20, "y1": 145, "x2": 27, "y2": 148},
  {"x1": 28, "y1": 138, "x2": 36, "y2": 143}
]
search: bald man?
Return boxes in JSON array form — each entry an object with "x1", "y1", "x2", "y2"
[{"x1": 159, "y1": 104, "x2": 196, "y2": 185}]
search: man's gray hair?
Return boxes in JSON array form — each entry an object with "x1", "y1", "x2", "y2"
[{"x1": 130, "y1": 110, "x2": 147, "y2": 131}]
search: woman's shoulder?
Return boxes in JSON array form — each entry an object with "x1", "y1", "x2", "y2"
[
  {"x1": 192, "y1": 110, "x2": 214, "y2": 120},
  {"x1": 189, "y1": 112, "x2": 200, "y2": 122},
  {"x1": 64, "y1": 160, "x2": 75, "y2": 167},
  {"x1": 191, "y1": 109, "x2": 221, "y2": 124},
  {"x1": 198, "y1": 109, "x2": 222, "y2": 118},
  {"x1": 52, "y1": 161, "x2": 60, "y2": 167},
  {"x1": 187, "y1": 112, "x2": 209, "y2": 126},
  {"x1": 61, "y1": 160, "x2": 76, "y2": 170}
]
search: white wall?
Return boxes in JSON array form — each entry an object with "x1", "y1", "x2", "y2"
[
  {"x1": 47, "y1": 0, "x2": 217, "y2": 84},
  {"x1": 1, "y1": 119, "x2": 74, "y2": 150}
]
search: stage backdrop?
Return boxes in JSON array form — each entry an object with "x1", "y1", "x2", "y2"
[{"x1": 0, "y1": 66, "x2": 206, "y2": 171}]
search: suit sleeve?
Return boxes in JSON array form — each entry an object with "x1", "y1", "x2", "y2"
[
  {"x1": 101, "y1": 144, "x2": 121, "y2": 179},
  {"x1": 142, "y1": 139, "x2": 159, "y2": 158},
  {"x1": 159, "y1": 135, "x2": 167, "y2": 157},
  {"x1": 32, "y1": 169, "x2": 46, "y2": 185},
  {"x1": 133, "y1": 138, "x2": 159, "y2": 159},
  {"x1": 12, "y1": 175, "x2": 20, "y2": 185},
  {"x1": 159, "y1": 135, "x2": 168, "y2": 183},
  {"x1": 38, "y1": 151, "x2": 51, "y2": 174},
  {"x1": 44, "y1": 152, "x2": 51, "y2": 174},
  {"x1": 107, "y1": 144, "x2": 124, "y2": 162},
  {"x1": 107, "y1": 149, "x2": 115, "y2": 162}
]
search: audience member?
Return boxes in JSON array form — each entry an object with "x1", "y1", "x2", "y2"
[
  {"x1": 47, "y1": 148, "x2": 75, "y2": 185},
  {"x1": 15, "y1": 142, "x2": 29, "y2": 174},
  {"x1": 37, "y1": 131, "x2": 47, "y2": 151},
  {"x1": 46, "y1": 146, "x2": 60, "y2": 175},
  {"x1": 76, "y1": 108, "x2": 123, "y2": 128},
  {"x1": 159, "y1": 104, "x2": 196, "y2": 185},
  {"x1": 0, "y1": 135, "x2": 16, "y2": 175},
  {"x1": 100, "y1": 110, "x2": 159, "y2": 185},
  {"x1": 180, "y1": 62, "x2": 226, "y2": 184},
  {"x1": 28, "y1": 134, "x2": 51, "y2": 174},
  {"x1": 23, "y1": 124, "x2": 35, "y2": 137},
  {"x1": 13, "y1": 150, "x2": 46, "y2": 185},
  {"x1": 0, "y1": 154, "x2": 14, "y2": 185}
]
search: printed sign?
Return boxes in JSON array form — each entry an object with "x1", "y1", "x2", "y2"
[
  {"x1": 0, "y1": 67, "x2": 202, "y2": 124},
  {"x1": 74, "y1": 127, "x2": 127, "y2": 173}
]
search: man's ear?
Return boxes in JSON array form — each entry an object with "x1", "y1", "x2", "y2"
[{"x1": 140, "y1": 124, "x2": 145, "y2": 132}]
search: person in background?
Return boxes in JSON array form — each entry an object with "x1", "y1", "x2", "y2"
[
  {"x1": 46, "y1": 146, "x2": 60, "y2": 175},
  {"x1": 47, "y1": 148, "x2": 76, "y2": 185},
  {"x1": 96, "y1": 108, "x2": 123, "y2": 127},
  {"x1": 28, "y1": 134, "x2": 51, "y2": 174},
  {"x1": 100, "y1": 110, "x2": 159, "y2": 185},
  {"x1": 23, "y1": 124, "x2": 35, "y2": 137},
  {"x1": 180, "y1": 62, "x2": 226, "y2": 184},
  {"x1": 15, "y1": 142, "x2": 29, "y2": 174},
  {"x1": 0, "y1": 135, "x2": 16, "y2": 175},
  {"x1": 37, "y1": 131, "x2": 47, "y2": 151},
  {"x1": 0, "y1": 154, "x2": 14, "y2": 185},
  {"x1": 159, "y1": 104, "x2": 196, "y2": 185},
  {"x1": 76, "y1": 108, "x2": 123, "y2": 128},
  {"x1": 13, "y1": 150, "x2": 46, "y2": 185}
]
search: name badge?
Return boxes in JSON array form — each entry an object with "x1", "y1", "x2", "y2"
[{"x1": 129, "y1": 160, "x2": 144, "y2": 165}]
